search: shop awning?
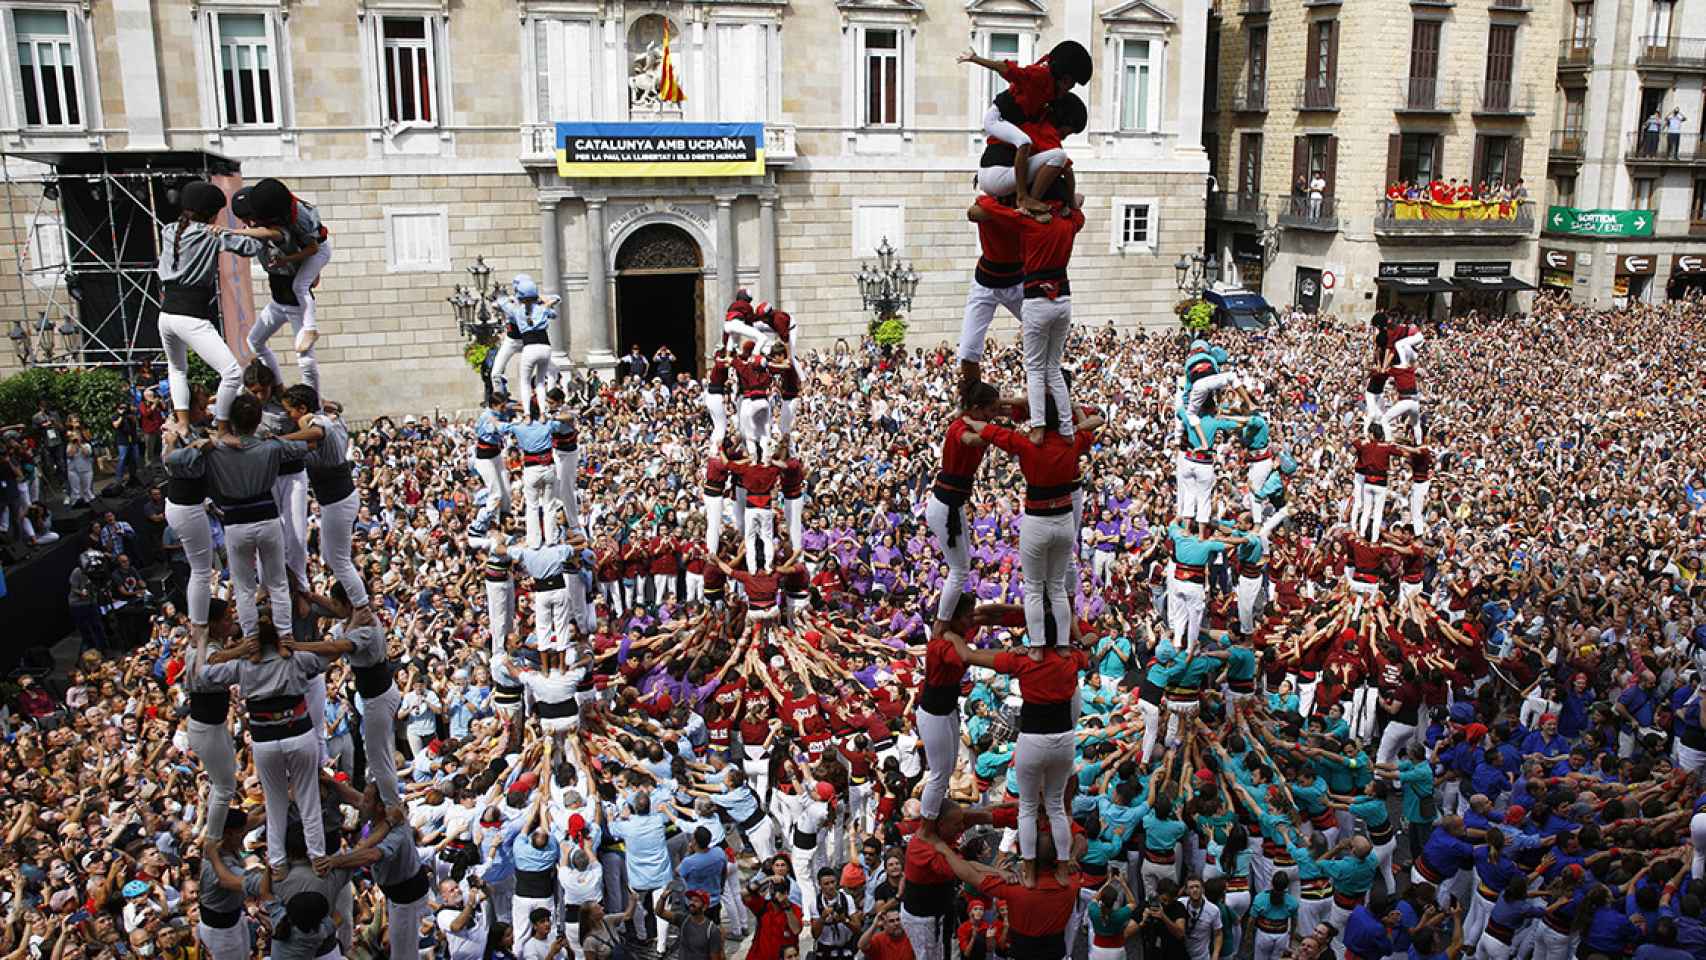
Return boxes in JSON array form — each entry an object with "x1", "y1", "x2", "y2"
[
  {"x1": 1453, "y1": 275, "x2": 1537, "y2": 292},
  {"x1": 1375, "y1": 275, "x2": 1456, "y2": 294}
]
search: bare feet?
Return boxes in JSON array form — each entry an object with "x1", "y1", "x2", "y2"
[
  {"x1": 1018, "y1": 196, "x2": 1049, "y2": 215},
  {"x1": 1054, "y1": 860, "x2": 1074, "y2": 885},
  {"x1": 351, "y1": 604, "x2": 376, "y2": 627},
  {"x1": 1027, "y1": 646, "x2": 1044, "y2": 662},
  {"x1": 1027, "y1": 427, "x2": 1044, "y2": 445},
  {"x1": 917, "y1": 819, "x2": 938, "y2": 842},
  {"x1": 1019, "y1": 859, "x2": 1037, "y2": 888}
]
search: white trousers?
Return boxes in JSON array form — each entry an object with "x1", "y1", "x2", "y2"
[
  {"x1": 188, "y1": 718, "x2": 238, "y2": 839},
  {"x1": 166, "y1": 501, "x2": 215, "y2": 624},
  {"x1": 1347, "y1": 685, "x2": 1379, "y2": 742},
  {"x1": 1014, "y1": 729, "x2": 1075, "y2": 862},
  {"x1": 292, "y1": 240, "x2": 332, "y2": 334},
  {"x1": 1235, "y1": 573, "x2": 1264, "y2": 634},
  {"x1": 704, "y1": 494, "x2": 724, "y2": 557},
  {"x1": 486, "y1": 578, "x2": 514, "y2": 656},
  {"x1": 1463, "y1": 889, "x2": 1495, "y2": 946},
  {"x1": 775, "y1": 396, "x2": 797, "y2": 440},
  {"x1": 1168, "y1": 579, "x2": 1207, "y2": 651},
  {"x1": 226, "y1": 517, "x2": 292, "y2": 638},
  {"x1": 784, "y1": 495, "x2": 803, "y2": 551},
  {"x1": 521, "y1": 463, "x2": 556, "y2": 548},
  {"x1": 705, "y1": 391, "x2": 729, "y2": 453},
  {"x1": 1247, "y1": 457, "x2": 1275, "y2": 505},
  {"x1": 387, "y1": 893, "x2": 429, "y2": 960},
  {"x1": 307, "y1": 673, "x2": 329, "y2": 763},
  {"x1": 739, "y1": 397, "x2": 771, "y2": 459},
  {"x1": 723, "y1": 319, "x2": 773, "y2": 353},
  {"x1": 959, "y1": 281, "x2": 1025, "y2": 363},
  {"x1": 1252, "y1": 930, "x2": 1289, "y2": 960},
  {"x1": 1529, "y1": 922, "x2": 1574, "y2": 960},
  {"x1": 1394, "y1": 332, "x2": 1424, "y2": 366},
  {"x1": 1359, "y1": 482, "x2": 1389, "y2": 538},
  {"x1": 1409, "y1": 480, "x2": 1430, "y2": 536},
  {"x1": 975, "y1": 146, "x2": 1070, "y2": 198},
  {"x1": 520, "y1": 344, "x2": 556, "y2": 420},
  {"x1": 926, "y1": 495, "x2": 971, "y2": 622},
  {"x1": 916, "y1": 707, "x2": 960, "y2": 820},
  {"x1": 553, "y1": 449, "x2": 580, "y2": 534},
  {"x1": 472, "y1": 456, "x2": 511, "y2": 515},
  {"x1": 362, "y1": 685, "x2": 402, "y2": 808},
  {"x1": 319, "y1": 489, "x2": 367, "y2": 606},
  {"x1": 68, "y1": 458, "x2": 94, "y2": 503},
  {"x1": 1692, "y1": 811, "x2": 1706, "y2": 880},
  {"x1": 1021, "y1": 296, "x2": 1073, "y2": 434},
  {"x1": 535, "y1": 588, "x2": 570, "y2": 649},
  {"x1": 900, "y1": 909, "x2": 951, "y2": 960},
  {"x1": 1383, "y1": 397, "x2": 1422, "y2": 444},
  {"x1": 743, "y1": 504, "x2": 775, "y2": 572},
  {"x1": 1175, "y1": 456, "x2": 1217, "y2": 524},
  {"x1": 248, "y1": 301, "x2": 319, "y2": 400},
  {"x1": 1020, "y1": 511, "x2": 1075, "y2": 647},
  {"x1": 160, "y1": 311, "x2": 243, "y2": 420},
  {"x1": 254, "y1": 728, "x2": 325, "y2": 868},
  {"x1": 490, "y1": 336, "x2": 522, "y2": 394},
  {"x1": 1137, "y1": 698, "x2": 1162, "y2": 763},
  {"x1": 1376, "y1": 721, "x2": 1417, "y2": 766},
  {"x1": 273, "y1": 471, "x2": 309, "y2": 585}
]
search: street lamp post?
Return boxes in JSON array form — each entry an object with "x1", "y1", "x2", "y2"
[
  {"x1": 1173, "y1": 249, "x2": 1221, "y2": 298},
  {"x1": 447, "y1": 255, "x2": 508, "y2": 400},
  {"x1": 855, "y1": 236, "x2": 919, "y2": 351}
]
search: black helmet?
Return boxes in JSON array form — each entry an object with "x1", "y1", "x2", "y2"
[
  {"x1": 230, "y1": 185, "x2": 256, "y2": 221},
  {"x1": 179, "y1": 181, "x2": 228, "y2": 218},
  {"x1": 1047, "y1": 40, "x2": 1093, "y2": 86},
  {"x1": 246, "y1": 177, "x2": 292, "y2": 223}
]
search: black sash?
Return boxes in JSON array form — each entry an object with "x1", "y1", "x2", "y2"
[
  {"x1": 189, "y1": 690, "x2": 230, "y2": 724},
  {"x1": 514, "y1": 867, "x2": 557, "y2": 898},
  {"x1": 219, "y1": 495, "x2": 279, "y2": 525},
  {"x1": 380, "y1": 868, "x2": 431, "y2": 904},
  {"x1": 162, "y1": 282, "x2": 218, "y2": 321},
  {"x1": 535, "y1": 698, "x2": 578, "y2": 719},
  {"x1": 1008, "y1": 930, "x2": 1066, "y2": 959},
  {"x1": 353, "y1": 662, "x2": 395, "y2": 699},
  {"x1": 901, "y1": 879, "x2": 954, "y2": 917},
  {"x1": 1019, "y1": 700, "x2": 1073, "y2": 734},
  {"x1": 920, "y1": 684, "x2": 959, "y2": 716},
  {"x1": 307, "y1": 464, "x2": 355, "y2": 504},
  {"x1": 792, "y1": 827, "x2": 818, "y2": 850},
  {"x1": 167, "y1": 476, "x2": 207, "y2": 506},
  {"x1": 199, "y1": 906, "x2": 242, "y2": 929}
]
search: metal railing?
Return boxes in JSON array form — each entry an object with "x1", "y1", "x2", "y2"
[
  {"x1": 1549, "y1": 128, "x2": 1586, "y2": 158},
  {"x1": 1637, "y1": 36, "x2": 1706, "y2": 69},
  {"x1": 523, "y1": 120, "x2": 798, "y2": 163},
  {"x1": 1491, "y1": 0, "x2": 1530, "y2": 7},
  {"x1": 1557, "y1": 38, "x2": 1594, "y2": 67},
  {"x1": 1477, "y1": 81, "x2": 1536, "y2": 115},
  {"x1": 1296, "y1": 77, "x2": 1337, "y2": 111},
  {"x1": 1373, "y1": 197, "x2": 1535, "y2": 235},
  {"x1": 1397, "y1": 77, "x2": 1457, "y2": 112},
  {"x1": 1230, "y1": 86, "x2": 1268, "y2": 112},
  {"x1": 1209, "y1": 191, "x2": 1269, "y2": 221},
  {"x1": 1239, "y1": 0, "x2": 1270, "y2": 13},
  {"x1": 1625, "y1": 130, "x2": 1706, "y2": 162},
  {"x1": 1277, "y1": 195, "x2": 1338, "y2": 230}
]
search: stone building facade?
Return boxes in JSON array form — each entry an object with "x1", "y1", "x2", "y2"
[
  {"x1": 0, "y1": 0, "x2": 1208, "y2": 415},
  {"x1": 1204, "y1": 0, "x2": 1560, "y2": 320},
  {"x1": 1541, "y1": 0, "x2": 1706, "y2": 304}
]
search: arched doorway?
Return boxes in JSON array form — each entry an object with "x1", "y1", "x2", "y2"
[{"x1": 614, "y1": 223, "x2": 704, "y2": 380}]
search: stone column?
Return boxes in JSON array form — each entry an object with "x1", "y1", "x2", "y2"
[
  {"x1": 538, "y1": 198, "x2": 570, "y2": 369},
  {"x1": 114, "y1": 0, "x2": 167, "y2": 149},
  {"x1": 759, "y1": 196, "x2": 779, "y2": 303},
  {"x1": 715, "y1": 195, "x2": 738, "y2": 305},
  {"x1": 581, "y1": 199, "x2": 618, "y2": 376}
]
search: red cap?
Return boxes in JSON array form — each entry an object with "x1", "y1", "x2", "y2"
[
  {"x1": 815, "y1": 781, "x2": 835, "y2": 802},
  {"x1": 1503, "y1": 805, "x2": 1526, "y2": 825},
  {"x1": 567, "y1": 813, "x2": 587, "y2": 839},
  {"x1": 1539, "y1": 713, "x2": 1557, "y2": 725},
  {"x1": 1464, "y1": 723, "x2": 1488, "y2": 743},
  {"x1": 840, "y1": 863, "x2": 866, "y2": 887},
  {"x1": 333, "y1": 771, "x2": 350, "y2": 783},
  {"x1": 685, "y1": 890, "x2": 710, "y2": 907},
  {"x1": 510, "y1": 772, "x2": 539, "y2": 794},
  {"x1": 1195, "y1": 769, "x2": 1215, "y2": 783}
]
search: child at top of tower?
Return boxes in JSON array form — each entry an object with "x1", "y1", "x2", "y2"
[{"x1": 959, "y1": 40, "x2": 1093, "y2": 214}]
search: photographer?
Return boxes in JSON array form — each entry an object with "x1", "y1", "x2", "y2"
[
  {"x1": 67, "y1": 549, "x2": 112, "y2": 651},
  {"x1": 436, "y1": 876, "x2": 491, "y2": 960},
  {"x1": 111, "y1": 399, "x2": 143, "y2": 488},
  {"x1": 809, "y1": 864, "x2": 863, "y2": 960},
  {"x1": 656, "y1": 889, "x2": 725, "y2": 960},
  {"x1": 744, "y1": 872, "x2": 804, "y2": 960}
]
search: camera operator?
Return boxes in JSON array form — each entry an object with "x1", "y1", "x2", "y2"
[
  {"x1": 436, "y1": 876, "x2": 491, "y2": 960},
  {"x1": 744, "y1": 873, "x2": 803, "y2": 960},
  {"x1": 68, "y1": 548, "x2": 112, "y2": 651},
  {"x1": 112, "y1": 399, "x2": 143, "y2": 488},
  {"x1": 107, "y1": 551, "x2": 154, "y2": 649}
]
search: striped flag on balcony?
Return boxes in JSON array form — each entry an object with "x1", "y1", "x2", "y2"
[{"x1": 658, "y1": 21, "x2": 685, "y2": 104}]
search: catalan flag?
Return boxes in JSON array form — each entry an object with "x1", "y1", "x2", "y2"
[{"x1": 658, "y1": 20, "x2": 685, "y2": 105}]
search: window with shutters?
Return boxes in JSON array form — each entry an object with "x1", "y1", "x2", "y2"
[
  {"x1": 26, "y1": 215, "x2": 63, "y2": 287},
  {"x1": 863, "y1": 29, "x2": 900, "y2": 127},
  {"x1": 1692, "y1": 178, "x2": 1706, "y2": 222},
  {"x1": 1570, "y1": 2, "x2": 1592, "y2": 46},
  {"x1": 1482, "y1": 24, "x2": 1516, "y2": 112},
  {"x1": 1552, "y1": 174, "x2": 1576, "y2": 208},
  {"x1": 377, "y1": 15, "x2": 437, "y2": 126},
  {"x1": 8, "y1": 6, "x2": 82, "y2": 128},
  {"x1": 1398, "y1": 133, "x2": 1440, "y2": 183},
  {"x1": 210, "y1": 12, "x2": 279, "y2": 128},
  {"x1": 1110, "y1": 197, "x2": 1158, "y2": 252},
  {"x1": 1407, "y1": 20, "x2": 1441, "y2": 109},
  {"x1": 715, "y1": 21, "x2": 767, "y2": 122},
  {"x1": 1308, "y1": 135, "x2": 1331, "y2": 186},
  {"x1": 1240, "y1": 132, "x2": 1263, "y2": 196},
  {"x1": 1302, "y1": 20, "x2": 1336, "y2": 109},
  {"x1": 1561, "y1": 90, "x2": 1585, "y2": 135},
  {"x1": 1475, "y1": 135, "x2": 1516, "y2": 185},
  {"x1": 984, "y1": 32, "x2": 1020, "y2": 107},
  {"x1": 1119, "y1": 39, "x2": 1157, "y2": 131},
  {"x1": 1246, "y1": 26, "x2": 1267, "y2": 107},
  {"x1": 384, "y1": 207, "x2": 450, "y2": 273},
  {"x1": 1632, "y1": 177, "x2": 1656, "y2": 211},
  {"x1": 533, "y1": 18, "x2": 597, "y2": 125},
  {"x1": 1647, "y1": 1, "x2": 1673, "y2": 44}
]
